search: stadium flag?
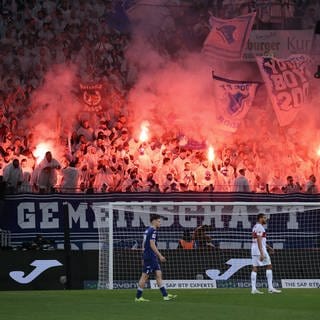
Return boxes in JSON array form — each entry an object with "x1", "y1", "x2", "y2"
[
  {"x1": 212, "y1": 73, "x2": 261, "y2": 132},
  {"x1": 203, "y1": 13, "x2": 256, "y2": 62},
  {"x1": 256, "y1": 55, "x2": 311, "y2": 127}
]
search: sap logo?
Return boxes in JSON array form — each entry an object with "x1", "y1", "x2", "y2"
[
  {"x1": 206, "y1": 258, "x2": 252, "y2": 280},
  {"x1": 9, "y1": 260, "x2": 63, "y2": 284}
]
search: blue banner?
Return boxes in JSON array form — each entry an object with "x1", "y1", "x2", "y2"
[{"x1": 1, "y1": 194, "x2": 319, "y2": 250}]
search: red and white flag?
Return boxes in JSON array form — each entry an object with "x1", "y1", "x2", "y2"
[{"x1": 203, "y1": 13, "x2": 256, "y2": 62}]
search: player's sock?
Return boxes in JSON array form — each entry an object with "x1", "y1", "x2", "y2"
[
  {"x1": 136, "y1": 287, "x2": 143, "y2": 299},
  {"x1": 251, "y1": 271, "x2": 257, "y2": 291},
  {"x1": 266, "y1": 269, "x2": 273, "y2": 290},
  {"x1": 159, "y1": 285, "x2": 168, "y2": 297}
]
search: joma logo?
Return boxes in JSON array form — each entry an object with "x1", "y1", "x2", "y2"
[
  {"x1": 9, "y1": 260, "x2": 62, "y2": 284},
  {"x1": 206, "y1": 258, "x2": 252, "y2": 280}
]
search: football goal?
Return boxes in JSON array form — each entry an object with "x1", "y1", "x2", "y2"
[{"x1": 93, "y1": 201, "x2": 320, "y2": 290}]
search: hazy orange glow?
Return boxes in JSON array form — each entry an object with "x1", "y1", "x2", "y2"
[
  {"x1": 208, "y1": 145, "x2": 215, "y2": 162},
  {"x1": 33, "y1": 142, "x2": 53, "y2": 164},
  {"x1": 139, "y1": 122, "x2": 149, "y2": 142}
]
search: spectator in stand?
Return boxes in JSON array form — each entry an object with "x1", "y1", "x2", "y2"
[
  {"x1": 162, "y1": 172, "x2": 176, "y2": 192},
  {"x1": 173, "y1": 148, "x2": 188, "y2": 180},
  {"x1": 219, "y1": 158, "x2": 235, "y2": 191},
  {"x1": 168, "y1": 182, "x2": 180, "y2": 192},
  {"x1": 122, "y1": 169, "x2": 138, "y2": 192},
  {"x1": 233, "y1": 168, "x2": 250, "y2": 192},
  {"x1": 305, "y1": 174, "x2": 318, "y2": 194},
  {"x1": 36, "y1": 151, "x2": 61, "y2": 193},
  {"x1": 201, "y1": 170, "x2": 215, "y2": 192},
  {"x1": 60, "y1": 160, "x2": 79, "y2": 193},
  {"x1": 267, "y1": 168, "x2": 283, "y2": 193},
  {"x1": 3, "y1": 158, "x2": 23, "y2": 193},
  {"x1": 77, "y1": 119, "x2": 94, "y2": 142},
  {"x1": 180, "y1": 161, "x2": 197, "y2": 191},
  {"x1": 20, "y1": 158, "x2": 32, "y2": 193},
  {"x1": 246, "y1": 162, "x2": 258, "y2": 192},
  {"x1": 127, "y1": 179, "x2": 143, "y2": 192},
  {"x1": 136, "y1": 146, "x2": 152, "y2": 181},
  {"x1": 83, "y1": 145, "x2": 100, "y2": 171},
  {"x1": 282, "y1": 176, "x2": 302, "y2": 194}
]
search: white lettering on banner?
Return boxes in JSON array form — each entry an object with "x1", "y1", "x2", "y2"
[
  {"x1": 203, "y1": 206, "x2": 224, "y2": 228},
  {"x1": 18, "y1": 202, "x2": 36, "y2": 228},
  {"x1": 243, "y1": 30, "x2": 313, "y2": 61},
  {"x1": 256, "y1": 54, "x2": 310, "y2": 127},
  {"x1": 178, "y1": 206, "x2": 198, "y2": 228},
  {"x1": 9, "y1": 260, "x2": 63, "y2": 284},
  {"x1": 229, "y1": 206, "x2": 251, "y2": 228},
  {"x1": 68, "y1": 202, "x2": 89, "y2": 228},
  {"x1": 157, "y1": 206, "x2": 175, "y2": 227},
  {"x1": 287, "y1": 37, "x2": 312, "y2": 52},
  {"x1": 116, "y1": 209, "x2": 127, "y2": 227},
  {"x1": 281, "y1": 279, "x2": 320, "y2": 289},
  {"x1": 15, "y1": 202, "x2": 309, "y2": 230},
  {"x1": 256, "y1": 204, "x2": 298, "y2": 230},
  {"x1": 206, "y1": 258, "x2": 252, "y2": 280},
  {"x1": 265, "y1": 59, "x2": 309, "y2": 110},
  {"x1": 285, "y1": 206, "x2": 302, "y2": 229},
  {"x1": 130, "y1": 205, "x2": 175, "y2": 227},
  {"x1": 39, "y1": 202, "x2": 59, "y2": 229},
  {"x1": 247, "y1": 40, "x2": 280, "y2": 52},
  {"x1": 92, "y1": 202, "x2": 109, "y2": 228},
  {"x1": 150, "y1": 280, "x2": 216, "y2": 289},
  {"x1": 256, "y1": 205, "x2": 277, "y2": 215}
]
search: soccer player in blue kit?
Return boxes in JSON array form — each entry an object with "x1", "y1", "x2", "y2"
[{"x1": 135, "y1": 214, "x2": 177, "y2": 302}]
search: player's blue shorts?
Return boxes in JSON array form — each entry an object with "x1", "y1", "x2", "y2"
[{"x1": 142, "y1": 259, "x2": 160, "y2": 274}]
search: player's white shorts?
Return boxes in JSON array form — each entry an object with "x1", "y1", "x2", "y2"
[{"x1": 252, "y1": 252, "x2": 271, "y2": 267}]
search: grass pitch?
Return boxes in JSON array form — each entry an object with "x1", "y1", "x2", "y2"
[{"x1": 0, "y1": 289, "x2": 319, "y2": 320}]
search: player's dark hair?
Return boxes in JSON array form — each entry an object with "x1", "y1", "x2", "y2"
[
  {"x1": 257, "y1": 213, "x2": 265, "y2": 221},
  {"x1": 150, "y1": 214, "x2": 161, "y2": 222}
]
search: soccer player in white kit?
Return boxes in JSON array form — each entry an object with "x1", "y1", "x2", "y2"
[{"x1": 251, "y1": 213, "x2": 282, "y2": 294}]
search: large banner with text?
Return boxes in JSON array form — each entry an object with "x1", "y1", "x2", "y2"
[
  {"x1": 256, "y1": 54, "x2": 311, "y2": 126},
  {"x1": 243, "y1": 30, "x2": 313, "y2": 61},
  {"x1": 1, "y1": 194, "x2": 319, "y2": 251}
]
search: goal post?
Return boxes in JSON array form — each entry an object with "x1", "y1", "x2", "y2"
[
  {"x1": 93, "y1": 201, "x2": 320, "y2": 290},
  {"x1": 93, "y1": 203, "x2": 113, "y2": 289}
]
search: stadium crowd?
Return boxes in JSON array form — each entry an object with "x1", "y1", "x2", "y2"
[{"x1": 0, "y1": 0, "x2": 319, "y2": 194}]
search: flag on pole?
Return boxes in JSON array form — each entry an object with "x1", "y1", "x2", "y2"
[
  {"x1": 203, "y1": 13, "x2": 256, "y2": 62},
  {"x1": 256, "y1": 55, "x2": 311, "y2": 127},
  {"x1": 212, "y1": 73, "x2": 260, "y2": 132}
]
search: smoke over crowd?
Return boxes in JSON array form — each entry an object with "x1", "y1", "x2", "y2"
[{"x1": 1, "y1": 0, "x2": 320, "y2": 194}]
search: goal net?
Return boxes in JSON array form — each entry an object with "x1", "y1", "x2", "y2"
[{"x1": 94, "y1": 202, "x2": 320, "y2": 290}]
